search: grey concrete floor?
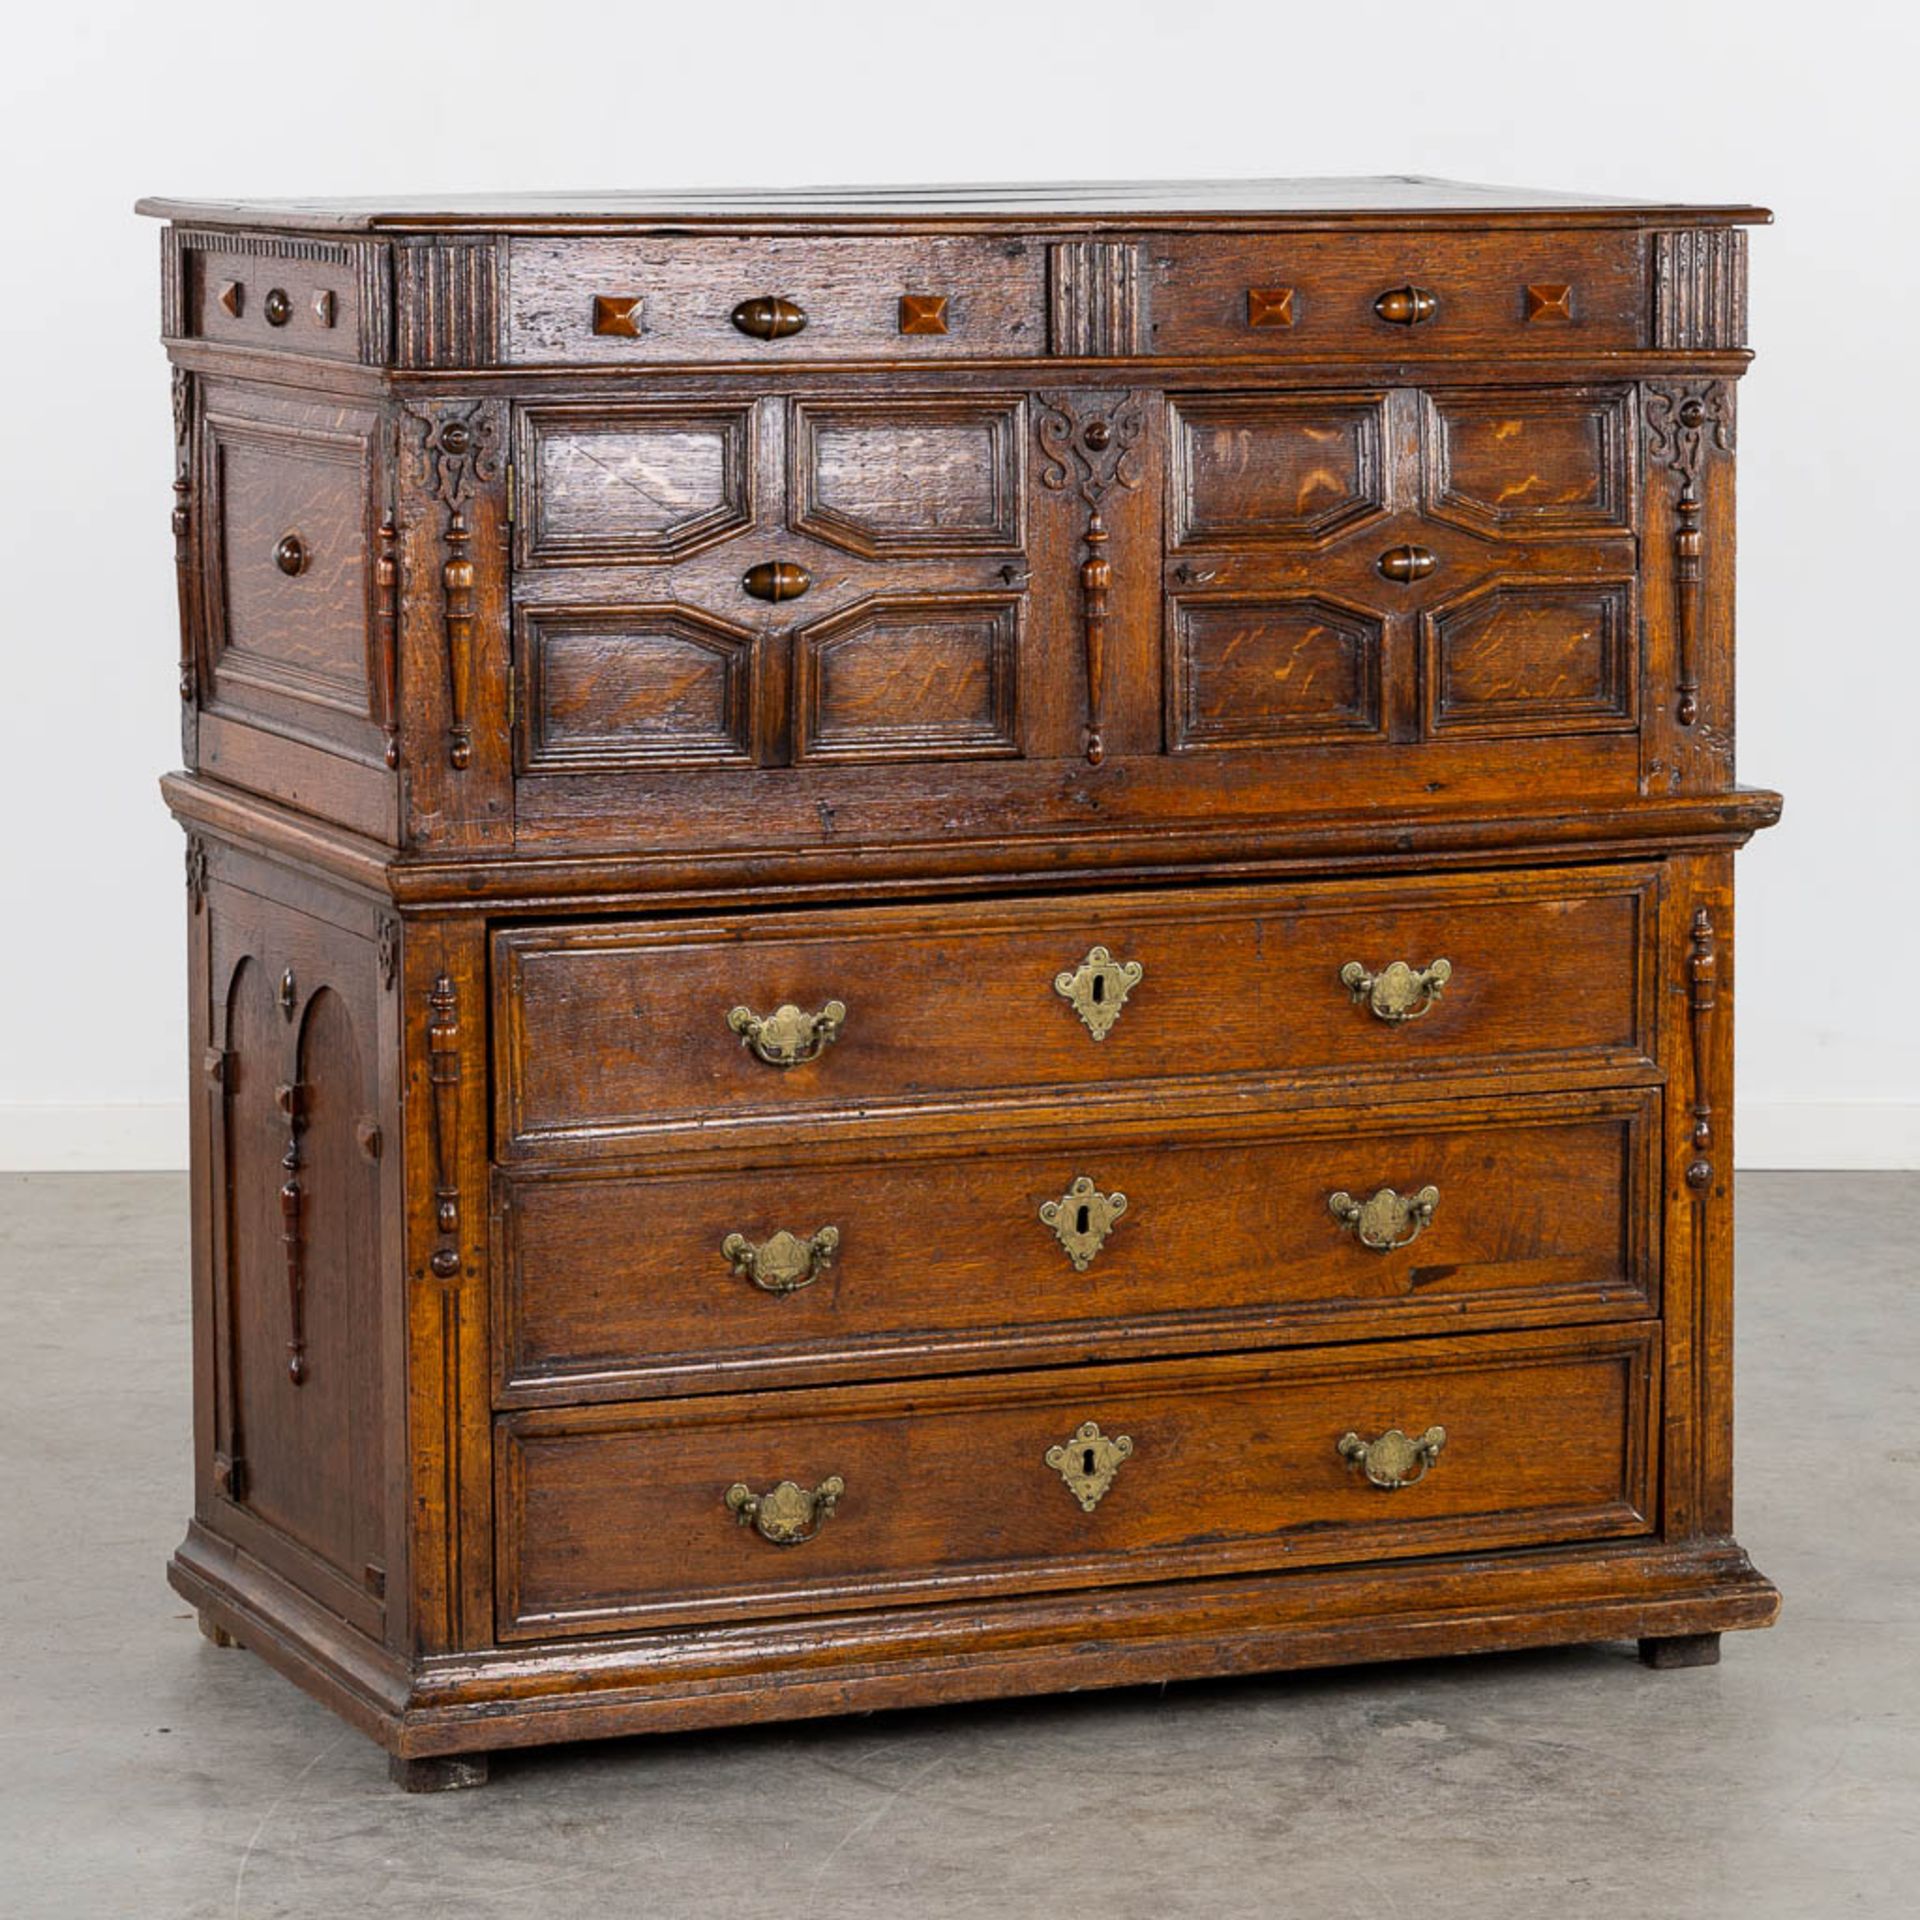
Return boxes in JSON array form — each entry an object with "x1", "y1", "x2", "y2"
[{"x1": 1, "y1": 1172, "x2": 1915, "y2": 1918}]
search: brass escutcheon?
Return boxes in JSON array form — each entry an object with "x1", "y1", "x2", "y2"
[
  {"x1": 721, "y1": 1225, "x2": 840, "y2": 1295},
  {"x1": 1054, "y1": 944, "x2": 1144, "y2": 1040},
  {"x1": 1338, "y1": 1425, "x2": 1447, "y2": 1489},
  {"x1": 1329, "y1": 1185, "x2": 1440, "y2": 1251},
  {"x1": 1040, "y1": 1176, "x2": 1128, "y2": 1270},
  {"x1": 1340, "y1": 957, "x2": 1452, "y2": 1023},
  {"x1": 727, "y1": 999, "x2": 846, "y2": 1068},
  {"x1": 725, "y1": 1475, "x2": 845, "y2": 1545},
  {"x1": 1046, "y1": 1419, "x2": 1134, "y2": 1511}
]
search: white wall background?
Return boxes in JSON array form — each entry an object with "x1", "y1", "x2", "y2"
[{"x1": 0, "y1": 0, "x2": 1913, "y2": 1169}]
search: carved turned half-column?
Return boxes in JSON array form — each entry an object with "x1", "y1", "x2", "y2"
[
  {"x1": 276, "y1": 1077, "x2": 309, "y2": 1384},
  {"x1": 1036, "y1": 392, "x2": 1147, "y2": 765},
  {"x1": 414, "y1": 405, "x2": 500, "y2": 773},
  {"x1": 426, "y1": 972, "x2": 462, "y2": 1280},
  {"x1": 1686, "y1": 906, "x2": 1719, "y2": 1195},
  {"x1": 170, "y1": 366, "x2": 197, "y2": 755},
  {"x1": 1645, "y1": 382, "x2": 1735, "y2": 730}
]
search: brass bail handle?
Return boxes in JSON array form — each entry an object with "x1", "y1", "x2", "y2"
[
  {"x1": 726, "y1": 999, "x2": 847, "y2": 1068},
  {"x1": 1329, "y1": 1184, "x2": 1440, "y2": 1251},
  {"x1": 1340, "y1": 957, "x2": 1452, "y2": 1024},
  {"x1": 725, "y1": 1475, "x2": 845, "y2": 1545},
  {"x1": 1338, "y1": 1425, "x2": 1447, "y2": 1489},
  {"x1": 721, "y1": 1226, "x2": 840, "y2": 1295}
]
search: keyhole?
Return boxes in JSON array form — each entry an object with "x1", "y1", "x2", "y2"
[
  {"x1": 1091, "y1": 975, "x2": 1105, "y2": 1004},
  {"x1": 1076, "y1": 1204, "x2": 1091, "y2": 1235},
  {"x1": 1082, "y1": 1447, "x2": 1097, "y2": 1476}
]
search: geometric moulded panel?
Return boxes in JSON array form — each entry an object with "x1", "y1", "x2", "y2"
[
  {"x1": 1423, "y1": 387, "x2": 1635, "y2": 537},
  {"x1": 517, "y1": 605, "x2": 756, "y2": 771},
  {"x1": 1424, "y1": 579, "x2": 1636, "y2": 737},
  {"x1": 516, "y1": 404, "x2": 754, "y2": 565},
  {"x1": 1168, "y1": 594, "x2": 1384, "y2": 751},
  {"x1": 789, "y1": 397, "x2": 1024, "y2": 557},
  {"x1": 794, "y1": 593, "x2": 1021, "y2": 763},
  {"x1": 1170, "y1": 394, "x2": 1388, "y2": 548}
]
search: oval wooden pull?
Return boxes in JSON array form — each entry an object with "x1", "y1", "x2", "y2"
[
  {"x1": 1373, "y1": 285, "x2": 1438, "y2": 326},
  {"x1": 731, "y1": 295, "x2": 807, "y2": 341},
  {"x1": 263, "y1": 288, "x2": 293, "y2": 327},
  {"x1": 1377, "y1": 545, "x2": 1437, "y2": 584},
  {"x1": 742, "y1": 560, "x2": 812, "y2": 603},
  {"x1": 274, "y1": 533, "x2": 309, "y2": 577}
]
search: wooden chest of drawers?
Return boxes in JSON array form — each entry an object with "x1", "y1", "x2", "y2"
[{"x1": 142, "y1": 178, "x2": 1780, "y2": 1790}]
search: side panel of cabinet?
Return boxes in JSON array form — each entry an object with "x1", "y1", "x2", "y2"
[{"x1": 186, "y1": 840, "x2": 403, "y2": 1645}]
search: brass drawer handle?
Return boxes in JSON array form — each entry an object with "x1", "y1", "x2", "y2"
[
  {"x1": 1039, "y1": 1175, "x2": 1128, "y2": 1271},
  {"x1": 1376, "y1": 544, "x2": 1437, "y2": 584},
  {"x1": 721, "y1": 1225, "x2": 840, "y2": 1295},
  {"x1": 725, "y1": 1475, "x2": 845, "y2": 1545},
  {"x1": 1340, "y1": 956, "x2": 1452, "y2": 1023},
  {"x1": 1053, "y1": 944, "x2": 1143, "y2": 1040},
  {"x1": 1329, "y1": 1184, "x2": 1440, "y2": 1251},
  {"x1": 731, "y1": 295, "x2": 807, "y2": 341},
  {"x1": 1374, "y1": 285, "x2": 1438, "y2": 326},
  {"x1": 727, "y1": 999, "x2": 847, "y2": 1067},
  {"x1": 1046, "y1": 1419, "x2": 1134, "y2": 1512},
  {"x1": 742, "y1": 560, "x2": 812, "y2": 603},
  {"x1": 274, "y1": 533, "x2": 309, "y2": 577},
  {"x1": 1338, "y1": 1425, "x2": 1446, "y2": 1490}
]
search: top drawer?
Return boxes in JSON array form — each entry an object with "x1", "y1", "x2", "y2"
[
  {"x1": 494, "y1": 866, "x2": 1658, "y2": 1160},
  {"x1": 1150, "y1": 229, "x2": 1650, "y2": 357},
  {"x1": 506, "y1": 236, "x2": 1046, "y2": 363}
]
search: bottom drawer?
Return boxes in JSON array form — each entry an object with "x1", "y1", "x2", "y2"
[{"x1": 496, "y1": 1324, "x2": 1656, "y2": 1640}]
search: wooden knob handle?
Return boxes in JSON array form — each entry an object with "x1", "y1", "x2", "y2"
[
  {"x1": 731, "y1": 295, "x2": 807, "y2": 341},
  {"x1": 741, "y1": 560, "x2": 812, "y2": 603},
  {"x1": 1374, "y1": 285, "x2": 1438, "y2": 326},
  {"x1": 274, "y1": 533, "x2": 309, "y2": 577},
  {"x1": 1377, "y1": 545, "x2": 1437, "y2": 583}
]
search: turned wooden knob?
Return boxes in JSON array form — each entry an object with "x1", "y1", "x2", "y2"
[
  {"x1": 741, "y1": 561, "x2": 811, "y2": 603},
  {"x1": 1377, "y1": 544, "x2": 1437, "y2": 583},
  {"x1": 1374, "y1": 285, "x2": 1438, "y2": 326},
  {"x1": 731, "y1": 295, "x2": 807, "y2": 341}
]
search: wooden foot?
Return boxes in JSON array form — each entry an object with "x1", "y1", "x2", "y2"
[
  {"x1": 390, "y1": 1752, "x2": 490, "y2": 1793},
  {"x1": 1638, "y1": 1632, "x2": 1722, "y2": 1669},
  {"x1": 196, "y1": 1611, "x2": 238, "y2": 1649}
]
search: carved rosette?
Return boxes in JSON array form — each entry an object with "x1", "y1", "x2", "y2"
[
  {"x1": 1645, "y1": 382, "x2": 1735, "y2": 729},
  {"x1": 1037, "y1": 392, "x2": 1147, "y2": 765},
  {"x1": 415, "y1": 406, "x2": 501, "y2": 771}
]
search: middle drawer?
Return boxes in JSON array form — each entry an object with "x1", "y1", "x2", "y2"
[
  {"x1": 494, "y1": 1087, "x2": 1659, "y2": 1402},
  {"x1": 495, "y1": 865, "x2": 1658, "y2": 1158}
]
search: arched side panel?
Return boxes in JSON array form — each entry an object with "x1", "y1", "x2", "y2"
[{"x1": 187, "y1": 844, "x2": 397, "y2": 1643}]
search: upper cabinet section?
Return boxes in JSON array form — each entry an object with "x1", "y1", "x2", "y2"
[{"x1": 150, "y1": 187, "x2": 1760, "y2": 371}]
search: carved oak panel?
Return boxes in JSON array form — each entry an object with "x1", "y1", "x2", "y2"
[
  {"x1": 1422, "y1": 387, "x2": 1635, "y2": 538},
  {"x1": 517, "y1": 605, "x2": 757, "y2": 772},
  {"x1": 788, "y1": 397, "x2": 1024, "y2": 556},
  {"x1": 199, "y1": 390, "x2": 381, "y2": 760},
  {"x1": 1168, "y1": 594, "x2": 1384, "y2": 750},
  {"x1": 1170, "y1": 394, "x2": 1388, "y2": 548},
  {"x1": 794, "y1": 594, "x2": 1021, "y2": 763},
  {"x1": 1425, "y1": 579, "x2": 1637, "y2": 737},
  {"x1": 515, "y1": 404, "x2": 754, "y2": 566}
]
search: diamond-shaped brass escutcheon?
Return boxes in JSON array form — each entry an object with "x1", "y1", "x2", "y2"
[
  {"x1": 1039, "y1": 1175, "x2": 1127, "y2": 1271},
  {"x1": 1046, "y1": 1420, "x2": 1134, "y2": 1512},
  {"x1": 1053, "y1": 945, "x2": 1143, "y2": 1041}
]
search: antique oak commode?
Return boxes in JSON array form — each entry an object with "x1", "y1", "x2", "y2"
[{"x1": 141, "y1": 179, "x2": 1779, "y2": 1789}]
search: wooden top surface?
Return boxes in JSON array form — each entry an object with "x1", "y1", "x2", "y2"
[{"x1": 136, "y1": 175, "x2": 1770, "y2": 232}]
